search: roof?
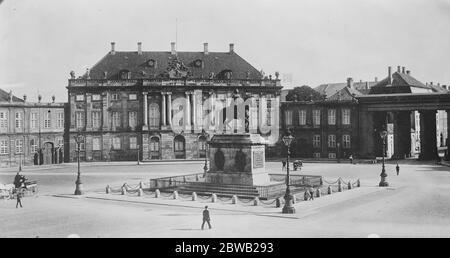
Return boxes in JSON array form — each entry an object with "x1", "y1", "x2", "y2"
[
  {"x1": 314, "y1": 81, "x2": 377, "y2": 98},
  {"x1": 369, "y1": 72, "x2": 446, "y2": 94},
  {"x1": 325, "y1": 86, "x2": 361, "y2": 102},
  {"x1": 0, "y1": 88, "x2": 23, "y2": 102},
  {"x1": 84, "y1": 51, "x2": 262, "y2": 80}
]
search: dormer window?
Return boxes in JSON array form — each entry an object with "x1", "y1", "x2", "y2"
[
  {"x1": 193, "y1": 59, "x2": 203, "y2": 68},
  {"x1": 119, "y1": 70, "x2": 131, "y2": 79},
  {"x1": 218, "y1": 70, "x2": 233, "y2": 80},
  {"x1": 147, "y1": 59, "x2": 157, "y2": 68}
]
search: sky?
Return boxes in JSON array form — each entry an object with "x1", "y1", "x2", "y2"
[{"x1": 1, "y1": 0, "x2": 450, "y2": 102}]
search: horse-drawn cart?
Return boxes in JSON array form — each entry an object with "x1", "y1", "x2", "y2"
[{"x1": 1, "y1": 178, "x2": 38, "y2": 200}]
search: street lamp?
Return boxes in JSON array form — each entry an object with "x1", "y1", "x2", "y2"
[
  {"x1": 201, "y1": 129, "x2": 209, "y2": 177},
  {"x1": 282, "y1": 132, "x2": 295, "y2": 214},
  {"x1": 74, "y1": 131, "x2": 85, "y2": 195},
  {"x1": 379, "y1": 129, "x2": 389, "y2": 187},
  {"x1": 137, "y1": 144, "x2": 140, "y2": 165}
]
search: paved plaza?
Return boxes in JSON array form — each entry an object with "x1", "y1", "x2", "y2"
[{"x1": 1, "y1": 161, "x2": 449, "y2": 238}]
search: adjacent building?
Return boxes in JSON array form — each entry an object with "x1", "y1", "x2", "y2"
[
  {"x1": 0, "y1": 89, "x2": 66, "y2": 168},
  {"x1": 66, "y1": 42, "x2": 282, "y2": 162}
]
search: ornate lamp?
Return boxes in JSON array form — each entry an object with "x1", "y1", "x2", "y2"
[
  {"x1": 379, "y1": 129, "x2": 389, "y2": 187},
  {"x1": 282, "y1": 132, "x2": 295, "y2": 214}
]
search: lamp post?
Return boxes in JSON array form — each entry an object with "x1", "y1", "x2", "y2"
[
  {"x1": 201, "y1": 129, "x2": 209, "y2": 177},
  {"x1": 74, "y1": 131, "x2": 84, "y2": 195},
  {"x1": 282, "y1": 132, "x2": 295, "y2": 214},
  {"x1": 137, "y1": 144, "x2": 140, "y2": 165},
  {"x1": 379, "y1": 130, "x2": 389, "y2": 187},
  {"x1": 337, "y1": 142, "x2": 341, "y2": 163}
]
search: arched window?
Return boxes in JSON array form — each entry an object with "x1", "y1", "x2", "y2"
[
  {"x1": 149, "y1": 103, "x2": 160, "y2": 127},
  {"x1": 218, "y1": 69, "x2": 233, "y2": 80},
  {"x1": 150, "y1": 137, "x2": 160, "y2": 159},
  {"x1": 174, "y1": 135, "x2": 186, "y2": 159},
  {"x1": 119, "y1": 70, "x2": 131, "y2": 79},
  {"x1": 198, "y1": 136, "x2": 207, "y2": 158}
]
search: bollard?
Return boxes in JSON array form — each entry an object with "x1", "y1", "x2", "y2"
[
  {"x1": 232, "y1": 195, "x2": 238, "y2": 204},
  {"x1": 138, "y1": 188, "x2": 144, "y2": 197},
  {"x1": 173, "y1": 191, "x2": 179, "y2": 200},
  {"x1": 348, "y1": 181, "x2": 352, "y2": 190},
  {"x1": 192, "y1": 192, "x2": 197, "y2": 201},
  {"x1": 155, "y1": 189, "x2": 160, "y2": 198},
  {"x1": 183, "y1": 176, "x2": 187, "y2": 183},
  {"x1": 316, "y1": 188, "x2": 321, "y2": 198},
  {"x1": 328, "y1": 185, "x2": 333, "y2": 194},
  {"x1": 121, "y1": 186, "x2": 127, "y2": 195},
  {"x1": 106, "y1": 185, "x2": 111, "y2": 194},
  {"x1": 338, "y1": 180, "x2": 343, "y2": 192},
  {"x1": 276, "y1": 197, "x2": 282, "y2": 208},
  {"x1": 357, "y1": 179, "x2": 361, "y2": 187},
  {"x1": 304, "y1": 191, "x2": 310, "y2": 201},
  {"x1": 211, "y1": 193, "x2": 217, "y2": 203},
  {"x1": 139, "y1": 181, "x2": 144, "y2": 189},
  {"x1": 253, "y1": 197, "x2": 260, "y2": 206}
]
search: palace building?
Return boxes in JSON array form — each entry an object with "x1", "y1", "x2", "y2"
[
  {"x1": 66, "y1": 42, "x2": 282, "y2": 162},
  {"x1": 0, "y1": 89, "x2": 66, "y2": 168}
]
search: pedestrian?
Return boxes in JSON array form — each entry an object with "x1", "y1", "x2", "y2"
[
  {"x1": 201, "y1": 206, "x2": 212, "y2": 230},
  {"x1": 349, "y1": 155, "x2": 353, "y2": 164},
  {"x1": 309, "y1": 187, "x2": 315, "y2": 200},
  {"x1": 14, "y1": 172, "x2": 22, "y2": 189},
  {"x1": 282, "y1": 161, "x2": 286, "y2": 171},
  {"x1": 396, "y1": 163, "x2": 400, "y2": 176},
  {"x1": 16, "y1": 189, "x2": 23, "y2": 209}
]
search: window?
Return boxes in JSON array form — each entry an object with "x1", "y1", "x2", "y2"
[
  {"x1": 93, "y1": 137, "x2": 101, "y2": 151},
  {"x1": 313, "y1": 109, "x2": 321, "y2": 126},
  {"x1": 328, "y1": 134, "x2": 336, "y2": 148},
  {"x1": 0, "y1": 140, "x2": 8, "y2": 154},
  {"x1": 111, "y1": 94, "x2": 119, "y2": 101},
  {"x1": 342, "y1": 109, "x2": 351, "y2": 125},
  {"x1": 92, "y1": 112, "x2": 101, "y2": 128},
  {"x1": 128, "y1": 111, "x2": 137, "y2": 128},
  {"x1": 149, "y1": 104, "x2": 160, "y2": 127},
  {"x1": 92, "y1": 94, "x2": 101, "y2": 101},
  {"x1": 44, "y1": 112, "x2": 51, "y2": 128},
  {"x1": 15, "y1": 112, "x2": 22, "y2": 129},
  {"x1": 174, "y1": 138, "x2": 185, "y2": 151},
  {"x1": 113, "y1": 137, "x2": 121, "y2": 149},
  {"x1": 30, "y1": 139, "x2": 37, "y2": 153},
  {"x1": 298, "y1": 110, "x2": 306, "y2": 125},
  {"x1": 76, "y1": 95, "x2": 85, "y2": 101},
  {"x1": 129, "y1": 137, "x2": 137, "y2": 149},
  {"x1": 30, "y1": 113, "x2": 38, "y2": 129},
  {"x1": 57, "y1": 138, "x2": 64, "y2": 147},
  {"x1": 313, "y1": 153, "x2": 321, "y2": 158},
  {"x1": 15, "y1": 139, "x2": 23, "y2": 154},
  {"x1": 313, "y1": 135, "x2": 321, "y2": 148},
  {"x1": 56, "y1": 113, "x2": 63, "y2": 128},
  {"x1": 0, "y1": 112, "x2": 7, "y2": 128},
  {"x1": 79, "y1": 139, "x2": 85, "y2": 151},
  {"x1": 343, "y1": 135, "x2": 351, "y2": 149},
  {"x1": 328, "y1": 109, "x2": 336, "y2": 125},
  {"x1": 150, "y1": 137, "x2": 160, "y2": 152},
  {"x1": 112, "y1": 112, "x2": 121, "y2": 128},
  {"x1": 328, "y1": 153, "x2": 336, "y2": 159},
  {"x1": 76, "y1": 112, "x2": 84, "y2": 128},
  {"x1": 266, "y1": 108, "x2": 272, "y2": 126},
  {"x1": 285, "y1": 110, "x2": 293, "y2": 126},
  {"x1": 128, "y1": 94, "x2": 137, "y2": 101},
  {"x1": 250, "y1": 107, "x2": 258, "y2": 130}
]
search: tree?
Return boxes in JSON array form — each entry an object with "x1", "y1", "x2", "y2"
[{"x1": 285, "y1": 85, "x2": 325, "y2": 102}]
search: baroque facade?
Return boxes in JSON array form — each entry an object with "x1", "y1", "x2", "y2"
[
  {"x1": 0, "y1": 89, "x2": 65, "y2": 168},
  {"x1": 66, "y1": 42, "x2": 282, "y2": 162}
]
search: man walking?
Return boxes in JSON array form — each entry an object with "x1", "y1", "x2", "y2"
[
  {"x1": 282, "y1": 161, "x2": 286, "y2": 171},
  {"x1": 16, "y1": 189, "x2": 23, "y2": 208},
  {"x1": 396, "y1": 163, "x2": 400, "y2": 176},
  {"x1": 201, "y1": 206, "x2": 212, "y2": 230}
]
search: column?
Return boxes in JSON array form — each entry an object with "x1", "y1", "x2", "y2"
[
  {"x1": 167, "y1": 93, "x2": 172, "y2": 126},
  {"x1": 358, "y1": 110, "x2": 375, "y2": 158},
  {"x1": 209, "y1": 91, "x2": 215, "y2": 130},
  {"x1": 185, "y1": 92, "x2": 191, "y2": 128},
  {"x1": 445, "y1": 109, "x2": 450, "y2": 160},
  {"x1": 192, "y1": 91, "x2": 197, "y2": 129},
  {"x1": 419, "y1": 110, "x2": 438, "y2": 160},
  {"x1": 161, "y1": 92, "x2": 166, "y2": 126},
  {"x1": 143, "y1": 92, "x2": 148, "y2": 127},
  {"x1": 102, "y1": 92, "x2": 109, "y2": 131},
  {"x1": 393, "y1": 111, "x2": 411, "y2": 159}
]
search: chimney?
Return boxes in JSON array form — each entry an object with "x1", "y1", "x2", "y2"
[
  {"x1": 347, "y1": 77, "x2": 354, "y2": 89},
  {"x1": 397, "y1": 66, "x2": 401, "y2": 73},
  {"x1": 402, "y1": 66, "x2": 406, "y2": 73},
  {"x1": 171, "y1": 42, "x2": 176, "y2": 55},
  {"x1": 137, "y1": 42, "x2": 142, "y2": 55},
  {"x1": 86, "y1": 68, "x2": 90, "y2": 79},
  {"x1": 375, "y1": 77, "x2": 378, "y2": 82},
  {"x1": 430, "y1": 82, "x2": 433, "y2": 85},
  {"x1": 388, "y1": 66, "x2": 392, "y2": 84},
  {"x1": 110, "y1": 42, "x2": 116, "y2": 55},
  {"x1": 8, "y1": 90, "x2": 12, "y2": 103},
  {"x1": 229, "y1": 43, "x2": 234, "y2": 53},
  {"x1": 366, "y1": 81, "x2": 369, "y2": 90},
  {"x1": 52, "y1": 95, "x2": 55, "y2": 103},
  {"x1": 443, "y1": 85, "x2": 447, "y2": 90},
  {"x1": 38, "y1": 94, "x2": 42, "y2": 103},
  {"x1": 203, "y1": 43, "x2": 209, "y2": 55},
  {"x1": 23, "y1": 94, "x2": 27, "y2": 102},
  {"x1": 406, "y1": 70, "x2": 410, "y2": 75}
]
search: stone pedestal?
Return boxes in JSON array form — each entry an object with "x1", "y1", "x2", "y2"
[{"x1": 207, "y1": 134, "x2": 270, "y2": 186}]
